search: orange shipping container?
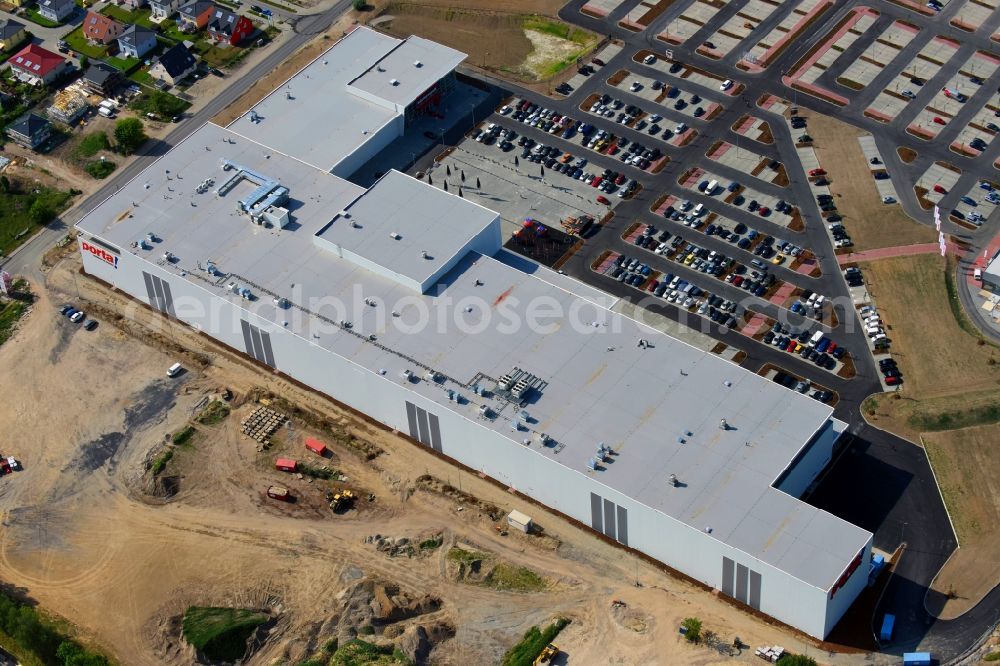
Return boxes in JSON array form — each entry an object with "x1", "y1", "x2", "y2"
[
  {"x1": 275, "y1": 458, "x2": 297, "y2": 472},
  {"x1": 305, "y1": 438, "x2": 328, "y2": 456}
]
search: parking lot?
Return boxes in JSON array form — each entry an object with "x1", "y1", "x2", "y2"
[
  {"x1": 707, "y1": 141, "x2": 786, "y2": 185},
  {"x1": 952, "y1": 101, "x2": 1000, "y2": 157},
  {"x1": 835, "y1": 20, "x2": 916, "y2": 90},
  {"x1": 732, "y1": 115, "x2": 774, "y2": 143},
  {"x1": 740, "y1": 0, "x2": 832, "y2": 71},
  {"x1": 580, "y1": 86, "x2": 699, "y2": 149},
  {"x1": 700, "y1": 0, "x2": 787, "y2": 60},
  {"x1": 438, "y1": 121, "x2": 623, "y2": 240},
  {"x1": 559, "y1": 42, "x2": 623, "y2": 97},
  {"x1": 856, "y1": 135, "x2": 900, "y2": 202},
  {"x1": 915, "y1": 161, "x2": 963, "y2": 209},
  {"x1": 656, "y1": 0, "x2": 719, "y2": 44},
  {"x1": 949, "y1": 178, "x2": 1000, "y2": 226},
  {"x1": 679, "y1": 167, "x2": 801, "y2": 229},
  {"x1": 867, "y1": 35, "x2": 959, "y2": 124},
  {"x1": 793, "y1": 7, "x2": 880, "y2": 89}
]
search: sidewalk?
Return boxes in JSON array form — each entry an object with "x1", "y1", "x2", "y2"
[{"x1": 836, "y1": 242, "x2": 961, "y2": 264}]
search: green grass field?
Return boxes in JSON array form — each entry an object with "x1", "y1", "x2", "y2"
[{"x1": 0, "y1": 184, "x2": 74, "y2": 257}]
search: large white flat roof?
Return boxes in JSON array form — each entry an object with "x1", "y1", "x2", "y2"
[
  {"x1": 74, "y1": 27, "x2": 870, "y2": 592},
  {"x1": 348, "y1": 35, "x2": 465, "y2": 108},
  {"x1": 226, "y1": 27, "x2": 401, "y2": 172}
]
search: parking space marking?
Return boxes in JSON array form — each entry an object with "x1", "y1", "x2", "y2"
[
  {"x1": 619, "y1": 0, "x2": 674, "y2": 31},
  {"x1": 836, "y1": 20, "x2": 916, "y2": 90},
  {"x1": 907, "y1": 49, "x2": 999, "y2": 140},
  {"x1": 866, "y1": 35, "x2": 959, "y2": 123},
  {"x1": 701, "y1": 0, "x2": 784, "y2": 60},
  {"x1": 950, "y1": 178, "x2": 1000, "y2": 226},
  {"x1": 680, "y1": 167, "x2": 800, "y2": 228},
  {"x1": 796, "y1": 8, "x2": 880, "y2": 87},
  {"x1": 560, "y1": 42, "x2": 623, "y2": 96},
  {"x1": 856, "y1": 135, "x2": 900, "y2": 202},
  {"x1": 732, "y1": 115, "x2": 774, "y2": 144},
  {"x1": 949, "y1": 0, "x2": 998, "y2": 32},
  {"x1": 581, "y1": 0, "x2": 635, "y2": 19},
  {"x1": 657, "y1": 0, "x2": 727, "y2": 44},
  {"x1": 740, "y1": 0, "x2": 834, "y2": 72},
  {"x1": 914, "y1": 161, "x2": 962, "y2": 207}
]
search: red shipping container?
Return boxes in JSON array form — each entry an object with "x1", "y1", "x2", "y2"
[
  {"x1": 275, "y1": 458, "x2": 297, "y2": 472},
  {"x1": 305, "y1": 438, "x2": 328, "y2": 456}
]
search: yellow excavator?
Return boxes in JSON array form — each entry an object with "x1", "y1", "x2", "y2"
[
  {"x1": 329, "y1": 489, "x2": 355, "y2": 512},
  {"x1": 533, "y1": 644, "x2": 559, "y2": 665}
]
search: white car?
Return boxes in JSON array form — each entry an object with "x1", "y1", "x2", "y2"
[
  {"x1": 499, "y1": 105, "x2": 511, "y2": 115},
  {"x1": 630, "y1": 81, "x2": 642, "y2": 92},
  {"x1": 6, "y1": 457, "x2": 17, "y2": 471},
  {"x1": 720, "y1": 79, "x2": 733, "y2": 91},
  {"x1": 882, "y1": 196, "x2": 896, "y2": 204},
  {"x1": 70, "y1": 311, "x2": 85, "y2": 323},
  {"x1": 643, "y1": 54, "x2": 656, "y2": 65}
]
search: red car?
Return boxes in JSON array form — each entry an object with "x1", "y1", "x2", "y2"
[
  {"x1": 647, "y1": 280, "x2": 660, "y2": 292},
  {"x1": 597, "y1": 195, "x2": 610, "y2": 205},
  {"x1": 615, "y1": 173, "x2": 627, "y2": 185},
  {"x1": 885, "y1": 375, "x2": 900, "y2": 386},
  {"x1": 808, "y1": 168, "x2": 826, "y2": 176},
  {"x1": 758, "y1": 206, "x2": 771, "y2": 216},
  {"x1": 785, "y1": 339, "x2": 797, "y2": 353},
  {"x1": 933, "y1": 117, "x2": 946, "y2": 125},
  {"x1": 933, "y1": 184, "x2": 947, "y2": 194},
  {"x1": 591, "y1": 176, "x2": 603, "y2": 187}
]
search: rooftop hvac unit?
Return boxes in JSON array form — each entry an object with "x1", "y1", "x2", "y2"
[
  {"x1": 239, "y1": 288, "x2": 253, "y2": 300},
  {"x1": 511, "y1": 419, "x2": 521, "y2": 431},
  {"x1": 228, "y1": 282, "x2": 240, "y2": 293},
  {"x1": 400, "y1": 369, "x2": 413, "y2": 381},
  {"x1": 586, "y1": 458, "x2": 597, "y2": 471},
  {"x1": 424, "y1": 370, "x2": 438, "y2": 382},
  {"x1": 669, "y1": 474, "x2": 678, "y2": 487},
  {"x1": 137, "y1": 239, "x2": 149, "y2": 250},
  {"x1": 162, "y1": 251, "x2": 174, "y2": 262},
  {"x1": 413, "y1": 60, "x2": 422, "y2": 67},
  {"x1": 389, "y1": 232, "x2": 401, "y2": 240},
  {"x1": 273, "y1": 296, "x2": 290, "y2": 309},
  {"x1": 390, "y1": 78, "x2": 399, "y2": 86},
  {"x1": 146, "y1": 232, "x2": 157, "y2": 242}
]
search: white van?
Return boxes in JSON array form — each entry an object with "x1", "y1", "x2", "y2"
[
  {"x1": 693, "y1": 203, "x2": 704, "y2": 216},
  {"x1": 706, "y1": 179, "x2": 718, "y2": 195},
  {"x1": 167, "y1": 362, "x2": 183, "y2": 377},
  {"x1": 808, "y1": 330, "x2": 824, "y2": 347}
]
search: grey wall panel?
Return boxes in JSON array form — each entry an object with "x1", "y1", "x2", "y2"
[
  {"x1": 405, "y1": 402, "x2": 419, "y2": 439},
  {"x1": 240, "y1": 320, "x2": 254, "y2": 357},
  {"x1": 151, "y1": 275, "x2": 166, "y2": 311},
  {"x1": 722, "y1": 557, "x2": 735, "y2": 597},
  {"x1": 249, "y1": 326, "x2": 264, "y2": 362},
  {"x1": 749, "y1": 570, "x2": 762, "y2": 610},
  {"x1": 260, "y1": 331, "x2": 275, "y2": 367},
  {"x1": 736, "y1": 564, "x2": 749, "y2": 604},
  {"x1": 616, "y1": 505, "x2": 628, "y2": 546},
  {"x1": 428, "y1": 413, "x2": 442, "y2": 452},
  {"x1": 416, "y1": 407, "x2": 430, "y2": 445},
  {"x1": 590, "y1": 492, "x2": 603, "y2": 532},
  {"x1": 142, "y1": 272, "x2": 157, "y2": 304},
  {"x1": 603, "y1": 498, "x2": 616, "y2": 539}
]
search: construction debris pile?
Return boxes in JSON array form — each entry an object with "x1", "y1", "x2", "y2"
[{"x1": 241, "y1": 405, "x2": 288, "y2": 449}]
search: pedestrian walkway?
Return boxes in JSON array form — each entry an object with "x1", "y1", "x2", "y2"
[
  {"x1": 836, "y1": 242, "x2": 961, "y2": 264},
  {"x1": 742, "y1": 312, "x2": 768, "y2": 337},
  {"x1": 768, "y1": 281, "x2": 796, "y2": 305}
]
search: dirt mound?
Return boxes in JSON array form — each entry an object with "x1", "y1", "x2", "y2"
[{"x1": 335, "y1": 579, "x2": 442, "y2": 638}]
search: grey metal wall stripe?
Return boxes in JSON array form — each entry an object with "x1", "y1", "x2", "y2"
[
  {"x1": 260, "y1": 331, "x2": 275, "y2": 367},
  {"x1": 151, "y1": 275, "x2": 166, "y2": 311},
  {"x1": 249, "y1": 326, "x2": 264, "y2": 362},
  {"x1": 405, "y1": 402, "x2": 419, "y2": 439},
  {"x1": 142, "y1": 272, "x2": 157, "y2": 305},
  {"x1": 616, "y1": 505, "x2": 628, "y2": 546},
  {"x1": 416, "y1": 407, "x2": 430, "y2": 445},
  {"x1": 160, "y1": 280, "x2": 176, "y2": 317},
  {"x1": 735, "y1": 564, "x2": 749, "y2": 603},
  {"x1": 590, "y1": 493, "x2": 603, "y2": 533},
  {"x1": 602, "y1": 498, "x2": 616, "y2": 539},
  {"x1": 721, "y1": 557, "x2": 735, "y2": 597},
  {"x1": 748, "y1": 570, "x2": 762, "y2": 610},
  {"x1": 428, "y1": 413, "x2": 442, "y2": 452},
  {"x1": 240, "y1": 320, "x2": 254, "y2": 357}
]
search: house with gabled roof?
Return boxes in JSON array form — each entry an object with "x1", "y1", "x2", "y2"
[
  {"x1": 206, "y1": 7, "x2": 253, "y2": 45},
  {"x1": 8, "y1": 44, "x2": 69, "y2": 86},
  {"x1": 82, "y1": 11, "x2": 124, "y2": 45}
]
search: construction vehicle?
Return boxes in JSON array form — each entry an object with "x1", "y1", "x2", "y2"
[
  {"x1": 533, "y1": 644, "x2": 559, "y2": 665},
  {"x1": 329, "y1": 489, "x2": 355, "y2": 512}
]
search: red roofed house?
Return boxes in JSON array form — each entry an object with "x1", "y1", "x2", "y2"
[
  {"x1": 82, "y1": 10, "x2": 124, "y2": 45},
  {"x1": 274, "y1": 458, "x2": 297, "y2": 472},
  {"x1": 8, "y1": 44, "x2": 69, "y2": 86},
  {"x1": 206, "y1": 7, "x2": 253, "y2": 46},
  {"x1": 305, "y1": 438, "x2": 328, "y2": 456}
]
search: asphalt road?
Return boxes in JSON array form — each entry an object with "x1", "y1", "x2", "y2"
[{"x1": 0, "y1": 0, "x2": 352, "y2": 281}]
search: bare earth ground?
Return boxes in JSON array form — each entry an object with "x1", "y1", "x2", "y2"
[
  {"x1": 806, "y1": 114, "x2": 937, "y2": 251},
  {"x1": 857, "y1": 254, "x2": 1000, "y2": 616},
  {"x1": 921, "y1": 425, "x2": 1000, "y2": 619},
  {"x1": 380, "y1": 10, "x2": 534, "y2": 74},
  {"x1": 0, "y1": 252, "x2": 883, "y2": 665}
]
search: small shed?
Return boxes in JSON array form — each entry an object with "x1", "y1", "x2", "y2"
[
  {"x1": 507, "y1": 510, "x2": 533, "y2": 533},
  {"x1": 305, "y1": 438, "x2": 328, "y2": 456},
  {"x1": 275, "y1": 457, "x2": 297, "y2": 472}
]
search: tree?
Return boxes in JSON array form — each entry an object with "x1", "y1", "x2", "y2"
[
  {"x1": 681, "y1": 617, "x2": 702, "y2": 643},
  {"x1": 776, "y1": 655, "x2": 817, "y2": 666},
  {"x1": 114, "y1": 117, "x2": 146, "y2": 155},
  {"x1": 352, "y1": 0, "x2": 367, "y2": 9},
  {"x1": 27, "y1": 200, "x2": 54, "y2": 226},
  {"x1": 78, "y1": 54, "x2": 89, "y2": 71}
]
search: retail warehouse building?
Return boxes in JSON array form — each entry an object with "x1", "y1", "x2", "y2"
[{"x1": 77, "y1": 26, "x2": 872, "y2": 639}]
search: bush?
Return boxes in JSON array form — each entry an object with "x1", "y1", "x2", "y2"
[
  {"x1": 84, "y1": 160, "x2": 116, "y2": 179},
  {"x1": 181, "y1": 607, "x2": 268, "y2": 663},
  {"x1": 132, "y1": 90, "x2": 190, "y2": 119},
  {"x1": 501, "y1": 618, "x2": 569, "y2": 666},
  {"x1": 172, "y1": 426, "x2": 195, "y2": 445},
  {"x1": 352, "y1": 0, "x2": 367, "y2": 9},
  {"x1": 983, "y1": 651, "x2": 1000, "y2": 662},
  {"x1": 27, "y1": 200, "x2": 54, "y2": 226},
  {"x1": 114, "y1": 117, "x2": 146, "y2": 155},
  {"x1": 358, "y1": 624, "x2": 374, "y2": 635},
  {"x1": 0, "y1": 588, "x2": 109, "y2": 665},
  {"x1": 75, "y1": 132, "x2": 109, "y2": 158},
  {"x1": 777, "y1": 655, "x2": 817, "y2": 666},
  {"x1": 681, "y1": 617, "x2": 702, "y2": 643}
]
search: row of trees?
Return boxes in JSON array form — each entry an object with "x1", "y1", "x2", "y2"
[{"x1": 0, "y1": 588, "x2": 108, "y2": 665}]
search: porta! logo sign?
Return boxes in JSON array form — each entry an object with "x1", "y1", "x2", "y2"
[{"x1": 82, "y1": 240, "x2": 119, "y2": 269}]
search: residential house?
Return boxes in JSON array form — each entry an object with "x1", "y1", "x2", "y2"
[
  {"x1": 149, "y1": 0, "x2": 181, "y2": 21},
  {"x1": 81, "y1": 62, "x2": 125, "y2": 96},
  {"x1": 177, "y1": 0, "x2": 214, "y2": 31},
  {"x1": 37, "y1": 0, "x2": 75, "y2": 24},
  {"x1": 206, "y1": 7, "x2": 252, "y2": 45},
  {"x1": 82, "y1": 11, "x2": 124, "y2": 45},
  {"x1": 5, "y1": 0, "x2": 26, "y2": 9},
  {"x1": 8, "y1": 44, "x2": 69, "y2": 86},
  {"x1": 149, "y1": 42, "x2": 196, "y2": 86},
  {"x1": 6, "y1": 114, "x2": 51, "y2": 150},
  {"x1": 0, "y1": 19, "x2": 27, "y2": 50},
  {"x1": 47, "y1": 89, "x2": 89, "y2": 125},
  {"x1": 117, "y1": 24, "x2": 157, "y2": 58}
]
